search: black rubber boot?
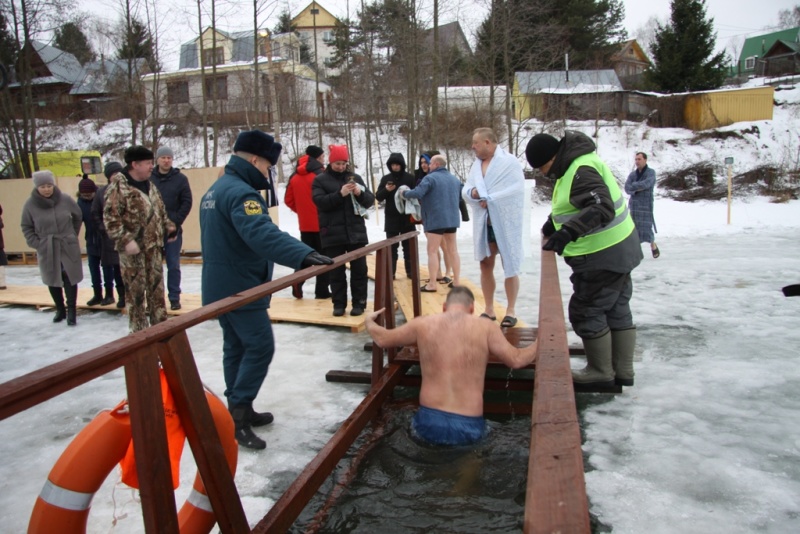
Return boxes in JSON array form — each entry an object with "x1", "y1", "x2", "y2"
[
  {"x1": 230, "y1": 406, "x2": 266, "y2": 450},
  {"x1": 64, "y1": 284, "x2": 78, "y2": 326},
  {"x1": 101, "y1": 287, "x2": 115, "y2": 306},
  {"x1": 116, "y1": 286, "x2": 126, "y2": 309},
  {"x1": 49, "y1": 287, "x2": 66, "y2": 323},
  {"x1": 86, "y1": 287, "x2": 103, "y2": 306},
  {"x1": 249, "y1": 406, "x2": 274, "y2": 427}
]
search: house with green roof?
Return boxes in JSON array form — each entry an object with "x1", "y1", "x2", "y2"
[{"x1": 736, "y1": 27, "x2": 800, "y2": 76}]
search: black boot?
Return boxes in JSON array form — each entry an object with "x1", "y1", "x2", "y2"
[
  {"x1": 87, "y1": 287, "x2": 103, "y2": 306},
  {"x1": 101, "y1": 287, "x2": 115, "y2": 306},
  {"x1": 49, "y1": 287, "x2": 66, "y2": 323},
  {"x1": 116, "y1": 286, "x2": 126, "y2": 309},
  {"x1": 64, "y1": 284, "x2": 78, "y2": 326},
  {"x1": 230, "y1": 406, "x2": 266, "y2": 450},
  {"x1": 249, "y1": 406, "x2": 274, "y2": 427}
]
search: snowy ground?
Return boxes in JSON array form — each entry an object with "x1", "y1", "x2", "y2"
[{"x1": 1, "y1": 193, "x2": 799, "y2": 532}]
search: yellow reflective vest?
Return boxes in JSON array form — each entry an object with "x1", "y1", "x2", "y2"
[{"x1": 551, "y1": 152, "x2": 635, "y2": 257}]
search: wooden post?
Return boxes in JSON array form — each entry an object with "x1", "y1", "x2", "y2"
[{"x1": 124, "y1": 347, "x2": 179, "y2": 533}]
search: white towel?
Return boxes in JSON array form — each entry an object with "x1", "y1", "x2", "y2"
[
  {"x1": 351, "y1": 184, "x2": 369, "y2": 218},
  {"x1": 395, "y1": 185, "x2": 422, "y2": 222},
  {"x1": 462, "y1": 146, "x2": 525, "y2": 278}
]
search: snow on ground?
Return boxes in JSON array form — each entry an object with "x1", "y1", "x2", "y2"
[{"x1": 3, "y1": 80, "x2": 800, "y2": 532}]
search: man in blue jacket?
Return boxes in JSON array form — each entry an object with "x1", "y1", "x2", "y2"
[
  {"x1": 151, "y1": 146, "x2": 193, "y2": 310},
  {"x1": 200, "y1": 130, "x2": 333, "y2": 450},
  {"x1": 401, "y1": 154, "x2": 462, "y2": 292}
]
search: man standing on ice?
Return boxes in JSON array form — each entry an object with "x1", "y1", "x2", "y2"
[
  {"x1": 200, "y1": 130, "x2": 333, "y2": 450},
  {"x1": 526, "y1": 131, "x2": 642, "y2": 388}
]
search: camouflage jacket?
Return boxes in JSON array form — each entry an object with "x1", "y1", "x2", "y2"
[{"x1": 103, "y1": 170, "x2": 171, "y2": 252}]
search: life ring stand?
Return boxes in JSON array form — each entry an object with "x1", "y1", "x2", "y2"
[{"x1": 27, "y1": 391, "x2": 237, "y2": 533}]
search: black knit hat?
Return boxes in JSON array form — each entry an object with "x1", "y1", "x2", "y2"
[
  {"x1": 233, "y1": 130, "x2": 275, "y2": 161},
  {"x1": 525, "y1": 133, "x2": 561, "y2": 169},
  {"x1": 305, "y1": 145, "x2": 324, "y2": 159},
  {"x1": 124, "y1": 145, "x2": 154, "y2": 164},
  {"x1": 79, "y1": 177, "x2": 97, "y2": 193},
  {"x1": 104, "y1": 161, "x2": 123, "y2": 179}
]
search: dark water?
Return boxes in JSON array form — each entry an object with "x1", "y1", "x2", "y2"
[{"x1": 291, "y1": 404, "x2": 531, "y2": 533}]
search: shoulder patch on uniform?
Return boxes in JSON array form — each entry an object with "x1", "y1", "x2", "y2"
[{"x1": 244, "y1": 200, "x2": 262, "y2": 215}]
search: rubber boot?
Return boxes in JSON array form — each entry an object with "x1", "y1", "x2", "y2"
[
  {"x1": 87, "y1": 286, "x2": 103, "y2": 306},
  {"x1": 116, "y1": 285, "x2": 126, "y2": 309},
  {"x1": 0, "y1": 265, "x2": 7, "y2": 289},
  {"x1": 64, "y1": 284, "x2": 78, "y2": 326},
  {"x1": 249, "y1": 406, "x2": 274, "y2": 427},
  {"x1": 230, "y1": 405, "x2": 266, "y2": 450},
  {"x1": 48, "y1": 286, "x2": 66, "y2": 323},
  {"x1": 572, "y1": 331, "x2": 615, "y2": 386},
  {"x1": 101, "y1": 287, "x2": 115, "y2": 306},
  {"x1": 612, "y1": 328, "x2": 636, "y2": 386}
]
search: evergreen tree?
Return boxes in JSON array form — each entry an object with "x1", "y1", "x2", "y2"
[
  {"x1": 474, "y1": 0, "x2": 626, "y2": 82},
  {"x1": 54, "y1": 21, "x2": 96, "y2": 65},
  {"x1": 116, "y1": 17, "x2": 158, "y2": 72},
  {"x1": 647, "y1": 0, "x2": 727, "y2": 92}
]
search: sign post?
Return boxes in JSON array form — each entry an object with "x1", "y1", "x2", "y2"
[{"x1": 725, "y1": 157, "x2": 734, "y2": 224}]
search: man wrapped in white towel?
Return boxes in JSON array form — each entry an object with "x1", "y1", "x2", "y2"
[{"x1": 462, "y1": 127, "x2": 525, "y2": 328}]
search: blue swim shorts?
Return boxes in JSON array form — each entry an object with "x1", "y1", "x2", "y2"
[{"x1": 411, "y1": 405, "x2": 486, "y2": 446}]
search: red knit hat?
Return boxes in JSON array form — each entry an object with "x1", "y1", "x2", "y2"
[{"x1": 328, "y1": 144, "x2": 349, "y2": 163}]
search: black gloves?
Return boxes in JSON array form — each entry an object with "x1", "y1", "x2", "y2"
[
  {"x1": 302, "y1": 251, "x2": 334, "y2": 266},
  {"x1": 541, "y1": 217, "x2": 556, "y2": 238},
  {"x1": 542, "y1": 227, "x2": 577, "y2": 255}
]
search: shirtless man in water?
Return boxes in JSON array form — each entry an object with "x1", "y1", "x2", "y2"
[{"x1": 365, "y1": 286, "x2": 537, "y2": 446}]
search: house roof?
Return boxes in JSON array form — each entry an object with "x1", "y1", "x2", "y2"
[
  {"x1": 611, "y1": 40, "x2": 651, "y2": 65},
  {"x1": 740, "y1": 27, "x2": 800, "y2": 66},
  {"x1": 29, "y1": 40, "x2": 83, "y2": 84},
  {"x1": 70, "y1": 58, "x2": 147, "y2": 95},
  {"x1": 763, "y1": 39, "x2": 800, "y2": 58},
  {"x1": 179, "y1": 28, "x2": 298, "y2": 70},
  {"x1": 421, "y1": 21, "x2": 472, "y2": 55},
  {"x1": 515, "y1": 70, "x2": 623, "y2": 94}
]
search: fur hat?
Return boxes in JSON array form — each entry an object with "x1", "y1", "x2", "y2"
[
  {"x1": 305, "y1": 145, "x2": 324, "y2": 159},
  {"x1": 233, "y1": 130, "x2": 275, "y2": 161},
  {"x1": 156, "y1": 146, "x2": 174, "y2": 159},
  {"x1": 266, "y1": 142, "x2": 283, "y2": 166},
  {"x1": 32, "y1": 170, "x2": 56, "y2": 187},
  {"x1": 124, "y1": 145, "x2": 154, "y2": 164},
  {"x1": 329, "y1": 144, "x2": 349, "y2": 163},
  {"x1": 525, "y1": 133, "x2": 561, "y2": 169},
  {"x1": 104, "y1": 161, "x2": 123, "y2": 179},
  {"x1": 79, "y1": 177, "x2": 97, "y2": 193}
]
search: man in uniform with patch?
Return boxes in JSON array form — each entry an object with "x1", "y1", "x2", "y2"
[
  {"x1": 104, "y1": 146, "x2": 176, "y2": 333},
  {"x1": 200, "y1": 130, "x2": 333, "y2": 450}
]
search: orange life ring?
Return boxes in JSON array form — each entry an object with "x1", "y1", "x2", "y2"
[{"x1": 27, "y1": 391, "x2": 237, "y2": 534}]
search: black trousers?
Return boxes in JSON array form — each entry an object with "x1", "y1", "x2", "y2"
[
  {"x1": 299, "y1": 231, "x2": 330, "y2": 297},
  {"x1": 323, "y1": 243, "x2": 368, "y2": 309},
  {"x1": 386, "y1": 230, "x2": 413, "y2": 278},
  {"x1": 568, "y1": 270, "x2": 633, "y2": 339}
]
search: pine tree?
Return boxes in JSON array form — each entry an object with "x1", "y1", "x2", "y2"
[
  {"x1": 54, "y1": 22, "x2": 96, "y2": 65},
  {"x1": 116, "y1": 18, "x2": 158, "y2": 72},
  {"x1": 647, "y1": 0, "x2": 727, "y2": 92},
  {"x1": 273, "y1": 10, "x2": 311, "y2": 64},
  {"x1": 0, "y1": 11, "x2": 17, "y2": 69}
]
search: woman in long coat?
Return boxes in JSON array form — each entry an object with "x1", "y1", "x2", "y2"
[{"x1": 21, "y1": 170, "x2": 84, "y2": 325}]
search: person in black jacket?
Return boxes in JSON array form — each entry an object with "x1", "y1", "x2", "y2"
[
  {"x1": 91, "y1": 162, "x2": 125, "y2": 307},
  {"x1": 312, "y1": 144, "x2": 375, "y2": 317},
  {"x1": 77, "y1": 176, "x2": 105, "y2": 305},
  {"x1": 151, "y1": 146, "x2": 193, "y2": 310},
  {"x1": 375, "y1": 152, "x2": 416, "y2": 279}
]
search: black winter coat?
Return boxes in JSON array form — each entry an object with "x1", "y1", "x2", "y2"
[
  {"x1": 375, "y1": 153, "x2": 416, "y2": 234},
  {"x1": 312, "y1": 167, "x2": 375, "y2": 248},
  {"x1": 150, "y1": 167, "x2": 193, "y2": 229},
  {"x1": 91, "y1": 185, "x2": 121, "y2": 266}
]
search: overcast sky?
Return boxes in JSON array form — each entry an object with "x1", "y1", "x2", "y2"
[{"x1": 79, "y1": 0, "x2": 798, "y2": 71}]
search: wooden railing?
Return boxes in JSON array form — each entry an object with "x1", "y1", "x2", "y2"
[{"x1": 0, "y1": 231, "x2": 590, "y2": 533}]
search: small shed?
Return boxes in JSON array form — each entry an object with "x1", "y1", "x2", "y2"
[{"x1": 683, "y1": 86, "x2": 774, "y2": 130}]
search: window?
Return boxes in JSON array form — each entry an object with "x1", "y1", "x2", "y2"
[
  {"x1": 322, "y1": 30, "x2": 333, "y2": 43},
  {"x1": 167, "y1": 81, "x2": 189, "y2": 104},
  {"x1": 201, "y1": 47, "x2": 225, "y2": 67},
  {"x1": 204, "y1": 76, "x2": 228, "y2": 100},
  {"x1": 273, "y1": 42, "x2": 281, "y2": 57},
  {"x1": 745, "y1": 56, "x2": 757, "y2": 70}
]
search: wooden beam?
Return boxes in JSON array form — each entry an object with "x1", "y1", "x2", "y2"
[{"x1": 251, "y1": 363, "x2": 409, "y2": 533}]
